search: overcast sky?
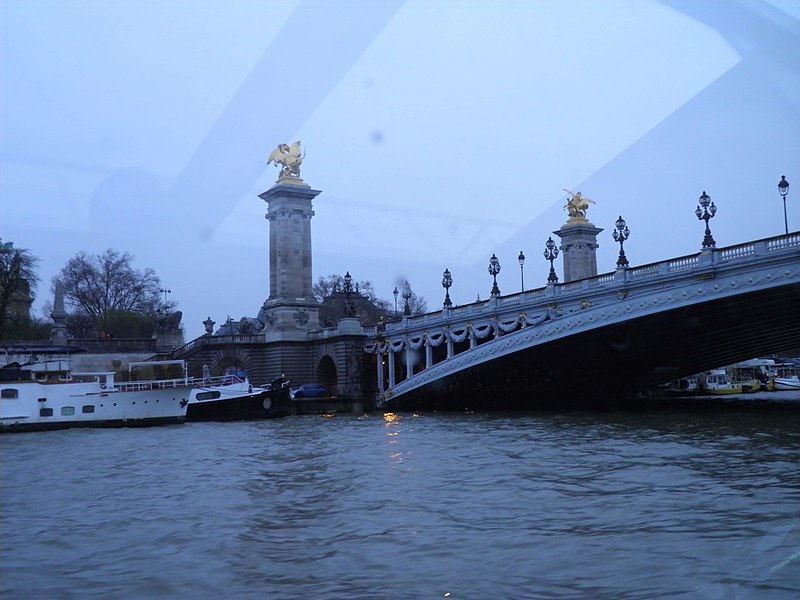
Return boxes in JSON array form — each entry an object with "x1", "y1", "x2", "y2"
[{"x1": 2, "y1": 0, "x2": 798, "y2": 339}]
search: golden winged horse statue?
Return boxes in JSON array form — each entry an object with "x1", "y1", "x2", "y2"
[
  {"x1": 267, "y1": 141, "x2": 304, "y2": 178},
  {"x1": 563, "y1": 189, "x2": 595, "y2": 219}
]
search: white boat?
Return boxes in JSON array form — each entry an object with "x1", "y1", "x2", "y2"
[
  {"x1": 727, "y1": 358, "x2": 774, "y2": 391},
  {"x1": 665, "y1": 377, "x2": 699, "y2": 396},
  {"x1": 186, "y1": 373, "x2": 293, "y2": 421},
  {"x1": 698, "y1": 371, "x2": 743, "y2": 395},
  {"x1": 1, "y1": 346, "x2": 192, "y2": 433},
  {"x1": 773, "y1": 375, "x2": 800, "y2": 391},
  {"x1": 766, "y1": 361, "x2": 799, "y2": 391}
]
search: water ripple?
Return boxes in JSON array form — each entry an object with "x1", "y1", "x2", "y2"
[{"x1": 2, "y1": 407, "x2": 799, "y2": 599}]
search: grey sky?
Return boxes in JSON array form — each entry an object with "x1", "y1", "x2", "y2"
[{"x1": 2, "y1": 0, "x2": 798, "y2": 338}]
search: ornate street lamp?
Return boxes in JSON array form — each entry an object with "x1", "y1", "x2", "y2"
[
  {"x1": 342, "y1": 271, "x2": 356, "y2": 317},
  {"x1": 488, "y1": 254, "x2": 501, "y2": 296},
  {"x1": 778, "y1": 175, "x2": 790, "y2": 234},
  {"x1": 695, "y1": 190, "x2": 717, "y2": 248},
  {"x1": 543, "y1": 237, "x2": 559, "y2": 283},
  {"x1": 612, "y1": 215, "x2": 630, "y2": 267},
  {"x1": 159, "y1": 287, "x2": 172, "y2": 313},
  {"x1": 157, "y1": 287, "x2": 172, "y2": 316},
  {"x1": 402, "y1": 281, "x2": 412, "y2": 316},
  {"x1": 441, "y1": 268, "x2": 453, "y2": 308},
  {"x1": 393, "y1": 286, "x2": 399, "y2": 318},
  {"x1": 518, "y1": 251, "x2": 525, "y2": 292}
]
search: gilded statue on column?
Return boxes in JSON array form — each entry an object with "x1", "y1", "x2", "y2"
[
  {"x1": 267, "y1": 141, "x2": 304, "y2": 178},
  {"x1": 563, "y1": 189, "x2": 596, "y2": 219}
]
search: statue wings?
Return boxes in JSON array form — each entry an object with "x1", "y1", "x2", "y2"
[
  {"x1": 267, "y1": 141, "x2": 304, "y2": 166},
  {"x1": 286, "y1": 141, "x2": 302, "y2": 159},
  {"x1": 267, "y1": 146, "x2": 284, "y2": 166},
  {"x1": 563, "y1": 189, "x2": 595, "y2": 204}
]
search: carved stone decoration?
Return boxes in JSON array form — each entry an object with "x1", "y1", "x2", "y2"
[
  {"x1": 238, "y1": 317, "x2": 253, "y2": 335},
  {"x1": 157, "y1": 310, "x2": 183, "y2": 333},
  {"x1": 294, "y1": 308, "x2": 309, "y2": 326},
  {"x1": 257, "y1": 304, "x2": 276, "y2": 329}
]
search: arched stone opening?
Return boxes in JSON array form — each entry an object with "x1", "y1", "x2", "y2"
[
  {"x1": 207, "y1": 348, "x2": 252, "y2": 378},
  {"x1": 317, "y1": 355, "x2": 337, "y2": 393}
]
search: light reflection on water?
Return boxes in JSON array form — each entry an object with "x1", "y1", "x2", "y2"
[{"x1": 1, "y1": 403, "x2": 799, "y2": 599}]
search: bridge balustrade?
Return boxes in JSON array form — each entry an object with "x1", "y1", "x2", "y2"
[
  {"x1": 665, "y1": 256, "x2": 698, "y2": 271},
  {"x1": 767, "y1": 232, "x2": 800, "y2": 250},
  {"x1": 368, "y1": 232, "x2": 800, "y2": 402}
]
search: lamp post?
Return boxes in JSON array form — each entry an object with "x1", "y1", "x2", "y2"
[
  {"x1": 518, "y1": 251, "x2": 525, "y2": 292},
  {"x1": 543, "y1": 237, "x2": 559, "y2": 283},
  {"x1": 393, "y1": 286, "x2": 398, "y2": 318},
  {"x1": 441, "y1": 268, "x2": 453, "y2": 308},
  {"x1": 488, "y1": 254, "x2": 501, "y2": 296},
  {"x1": 612, "y1": 215, "x2": 630, "y2": 267},
  {"x1": 342, "y1": 271, "x2": 356, "y2": 317},
  {"x1": 695, "y1": 190, "x2": 717, "y2": 248},
  {"x1": 402, "y1": 281, "x2": 412, "y2": 316},
  {"x1": 778, "y1": 175, "x2": 790, "y2": 234},
  {"x1": 158, "y1": 287, "x2": 172, "y2": 316}
]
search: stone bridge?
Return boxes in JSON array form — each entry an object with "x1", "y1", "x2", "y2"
[{"x1": 366, "y1": 233, "x2": 800, "y2": 411}]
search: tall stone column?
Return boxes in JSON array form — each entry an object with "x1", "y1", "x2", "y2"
[
  {"x1": 554, "y1": 195, "x2": 603, "y2": 283},
  {"x1": 50, "y1": 281, "x2": 68, "y2": 345},
  {"x1": 258, "y1": 176, "x2": 322, "y2": 342}
]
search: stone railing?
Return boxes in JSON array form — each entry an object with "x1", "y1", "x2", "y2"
[
  {"x1": 68, "y1": 338, "x2": 160, "y2": 353},
  {"x1": 170, "y1": 333, "x2": 266, "y2": 357}
]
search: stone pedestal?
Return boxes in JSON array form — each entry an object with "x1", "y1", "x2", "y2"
[
  {"x1": 258, "y1": 176, "x2": 322, "y2": 342},
  {"x1": 337, "y1": 317, "x2": 364, "y2": 336},
  {"x1": 554, "y1": 219, "x2": 603, "y2": 283},
  {"x1": 49, "y1": 282, "x2": 68, "y2": 346}
]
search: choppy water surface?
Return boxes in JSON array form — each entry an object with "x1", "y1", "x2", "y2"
[{"x1": 2, "y1": 401, "x2": 800, "y2": 599}]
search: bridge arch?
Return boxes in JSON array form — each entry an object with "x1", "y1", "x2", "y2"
[{"x1": 370, "y1": 234, "x2": 800, "y2": 410}]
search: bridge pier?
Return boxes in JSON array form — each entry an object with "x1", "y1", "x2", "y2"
[
  {"x1": 388, "y1": 348, "x2": 396, "y2": 388},
  {"x1": 167, "y1": 172, "x2": 376, "y2": 407},
  {"x1": 554, "y1": 220, "x2": 603, "y2": 282},
  {"x1": 425, "y1": 337, "x2": 433, "y2": 369},
  {"x1": 376, "y1": 349, "x2": 385, "y2": 391}
]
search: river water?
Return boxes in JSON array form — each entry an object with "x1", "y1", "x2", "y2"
[{"x1": 2, "y1": 398, "x2": 799, "y2": 599}]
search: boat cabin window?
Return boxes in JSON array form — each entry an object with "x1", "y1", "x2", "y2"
[
  {"x1": 196, "y1": 391, "x2": 221, "y2": 401},
  {"x1": 1, "y1": 388, "x2": 19, "y2": 399},
  {"x1": 82, "y1": 405, "x2": 95, "y2": 413},
  {"x1": 61, "y1": 406, "x2": 75, "y2": 416},
  {"x1": 39, "y1": 408, "x2": 53, "y2": 417}
]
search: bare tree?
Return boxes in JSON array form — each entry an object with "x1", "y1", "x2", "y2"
[
  {"x1": 313, "y1": 274, "x2": 389, "y2": 308},
  {"x1": 0, "y1": 239, "x2": 40, "y2": 339},
  {"x1": 406, "y1": 291, "x2": 428, "y2": 316},
  {"x1": 313, "y1": 274, "x2": 426, "y2": 326},
  {"x1": 54, "y1": 249, "x2": 170, "y2": 337}
]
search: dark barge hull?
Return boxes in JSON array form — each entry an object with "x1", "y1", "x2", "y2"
[
  {"x1": 0, "y1": 416, "x2": 185, "y2": 434},
  {"x1": 186, "y1": 388, "x2": 293, "y2": 422}
]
